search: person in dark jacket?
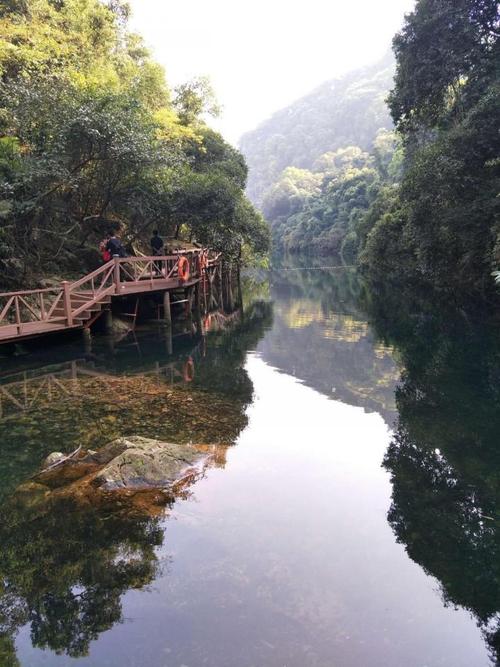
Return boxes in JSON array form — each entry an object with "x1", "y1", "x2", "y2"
[
  {"x1": 150, "y1": 230, "x2": 164, "y2": 275},
  {"x1": 106, "y1": 232, "x2": 126, "y2": 258}
]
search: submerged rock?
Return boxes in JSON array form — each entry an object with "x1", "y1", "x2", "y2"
[
  {"x1": 37, "y1": 436, "x2": 209, "y2": 491},
  {"x1": 88, "y1": 436, "x2": 208, "y2": 491},
  {"x1": 27, "y1": 436, "x2": 221, "y2": 516}
]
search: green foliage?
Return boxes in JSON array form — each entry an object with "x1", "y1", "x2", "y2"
[
  {"x1": 0, "y1": 497, "x2": 163, "y2": 658},
  {"x1": 388, "y1": 0, "x2": 499, "y2": 136},
  {"x1": 263, "y1": 133, "x2": 401, "y2": 259},
  {"x1": 0, "y1": 0, "x2": 268, "y2": 287},
  {"x1": 239, "y1": 57, "x2": 399, "y2": 260},
  {"x1": 0, "y1": 300, "x2": 273, "y2": 658},
  {"x1": 363, "y1": 0, "x2": 500, "y2": 297},
  {"x1": 174, "y1": 76, "x2": 221, "y2": 125},
  {"x1": 262, "y1": 167, "x2": 322, "y2": 222}
]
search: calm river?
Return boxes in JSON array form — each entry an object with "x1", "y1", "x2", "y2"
[{"x1": 0, "y1": 263, "x2": 497, "y2": 666}]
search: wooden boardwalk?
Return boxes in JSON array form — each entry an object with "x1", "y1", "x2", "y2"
[{"x1": 0, "y1": 251, "x2": 220, "y2": 345}]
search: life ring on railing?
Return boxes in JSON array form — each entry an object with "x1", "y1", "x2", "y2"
[
  {"x1": 183, "y1": 356, "x2": 195, "y2": 382},
  {"x1": 178, "y1": 256, "x2": 190, "y2": 282}
]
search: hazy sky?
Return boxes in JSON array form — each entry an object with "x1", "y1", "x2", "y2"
[{"x1": 129, "y1": 0, "x2": 415, "y2": 145}]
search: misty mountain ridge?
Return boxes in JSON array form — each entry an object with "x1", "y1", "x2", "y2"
[{"x1": 239, "y1": 53, "x2": 395, "y2": 208}]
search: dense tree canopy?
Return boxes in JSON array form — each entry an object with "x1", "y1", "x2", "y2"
[
  {"x1": 362, "y1": 0, "x2": 500, "y2": 297},
  {"x1": 262, "y1": 132, "x2": 402, "y2": 260},
  {"x1": 0, "y1": 0, "x2": 269, "y2": 287},
  {"x1": 242, "y1": 0, "x2": 499, "y2": 301},
  {"x1": 239, "y1": 56, "x2": 399, "y2": 260},
  {"x1": 388, "y1": 0, "x2": 500, "y2": 135}
]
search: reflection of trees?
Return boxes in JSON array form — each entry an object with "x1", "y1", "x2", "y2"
[
  {"x1": 0, "y1": 495, "x2": 163, "y2": 658},
  {"x1": 259, "y1": 263, "x2": 398, "y2": 422},
  {"x1": 368, "y1": 288, "x2": 500, "y2": 664},
  {"x1": 270, "y1": 254, "x2": 366, "y2": 316},
  {"x1": 0, "y1": 300, "x2": 273, "y2": 661}
]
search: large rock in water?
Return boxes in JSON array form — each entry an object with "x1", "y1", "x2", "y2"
[
  {"x1": 23, "y1": 436, "x2": 220, "y2": 518},
  {"x1": 37, "y1": 436, "x2": 209, "y2": 492},
  {"x1": 87, "y1": 436, "x2": 207, "y2": 491}
]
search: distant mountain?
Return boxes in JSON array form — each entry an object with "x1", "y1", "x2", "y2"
[{"x1": 239, "y1": 54, "x2": 395, "y2": 209}]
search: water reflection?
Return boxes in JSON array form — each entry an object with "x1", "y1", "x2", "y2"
[
  {"x1": 0, "y1": 302, "x2": 272, "y2": 497},
  {"x1": 0, "y1": 496, "x2": 163, "y2": 662},
  {"x1": 0, "y1": 300, "x2": 273, "y2": 661},
  {"x1": 259, "y1": 263, "x2": 399, "y2": 424},
  {"x1": 366, "y1": 288, "x2": 500, "y2": 665},
  {"x1": 2, "y1": 263, "x2": 500, "y2": 666}
]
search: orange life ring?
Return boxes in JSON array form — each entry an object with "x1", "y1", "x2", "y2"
[
  {"x1": 178, "y1": 256, "x2": 190, "y2": 282},
  {"x1": 183, "y1": 357, "x2": 195, "y2": 382}
]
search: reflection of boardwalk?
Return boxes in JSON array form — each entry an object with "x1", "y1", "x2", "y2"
[{"x1": 0, "y1": 358, "x2": 196, "y2": 420}]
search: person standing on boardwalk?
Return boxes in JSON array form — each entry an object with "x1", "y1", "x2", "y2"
[
  {"x1": 150, "y1": 230, "x2": 164, "y2": 275},
  {"x1": 106, "y1": 232, "x2": 126, "y2": 258}
]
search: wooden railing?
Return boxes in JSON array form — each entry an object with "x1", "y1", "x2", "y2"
[
  {"x1": 0, "y1": 249, "x2": 221, "y2": 337},
  {"x1": 0, "y1": 287, "x2": 66, "y2": 335}
]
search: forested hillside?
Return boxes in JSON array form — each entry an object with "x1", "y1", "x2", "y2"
[
  {"x1": 240, "y1": 55, "x2": 394, "y2": 207},
  {"x1": 239, "y1": 55, "x2": 397, "y2": 257},
  {"x1": 0, "y1": 0, "x2": 269, "y2": 288},
  {"x1": 241, "y1": 0, "x2": 499, "y2": 300},
  {"x1": 362, "y1": 0, "x2": 500, "y2": 298},
  {"x1": 261, "y1": 131, "x2": 402, "y2": 259}
]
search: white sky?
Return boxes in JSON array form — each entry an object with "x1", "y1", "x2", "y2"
[{"x1": 128, "y1": 0, "x2": 415, "y2": 145}]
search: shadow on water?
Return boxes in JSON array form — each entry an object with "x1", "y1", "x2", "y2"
[
  {"x1": 364, "y1": 286, "x2": 500, "y2": 666},
  {"x1": 0, "y1": 300, "x2": 273, "y2": 664}
]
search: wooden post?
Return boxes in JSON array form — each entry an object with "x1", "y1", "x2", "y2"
[
  {"x1": 185, "y1": 286, "x2": 194, "y2": 317},
  {"x1": 113, "y1": 257, "x2": 121, "y2": 293},
  {"x1": 219, "y1": 261, "x2": 226, "y2": 310},
  {"x1": 62, "y1": 281, "x2": 73, "y2": 326},
  {"x1": 40, "y1": 293, "x2": 46, "y2": 320},
  {"x1": 163, "y1": 291, "x2": 172, "y2": 327},
  {"x1": 165, "y1": 327, "x2": 173, "y2": 355},
  {"x1": 103, "y1": 309, "x2": 113, "y2": 333},
  {"x1": 202, "y1": 273, "x2": 208, "y2": 313},
  {"x1": 14, "y1": 296, "x2": 22, "y2": 335},
  {"x1": 194, "y1": 280, "x2": 204, "y2": 337},
  {"x1": 184, "y1": 286, "x2": 194, "y2": 336},
  {"x1": 208, "y1": 271, "x2": 215, "y2": 310},
  {"x1": 82, "y1": 327, "x2": 92, "y2": 354}
]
